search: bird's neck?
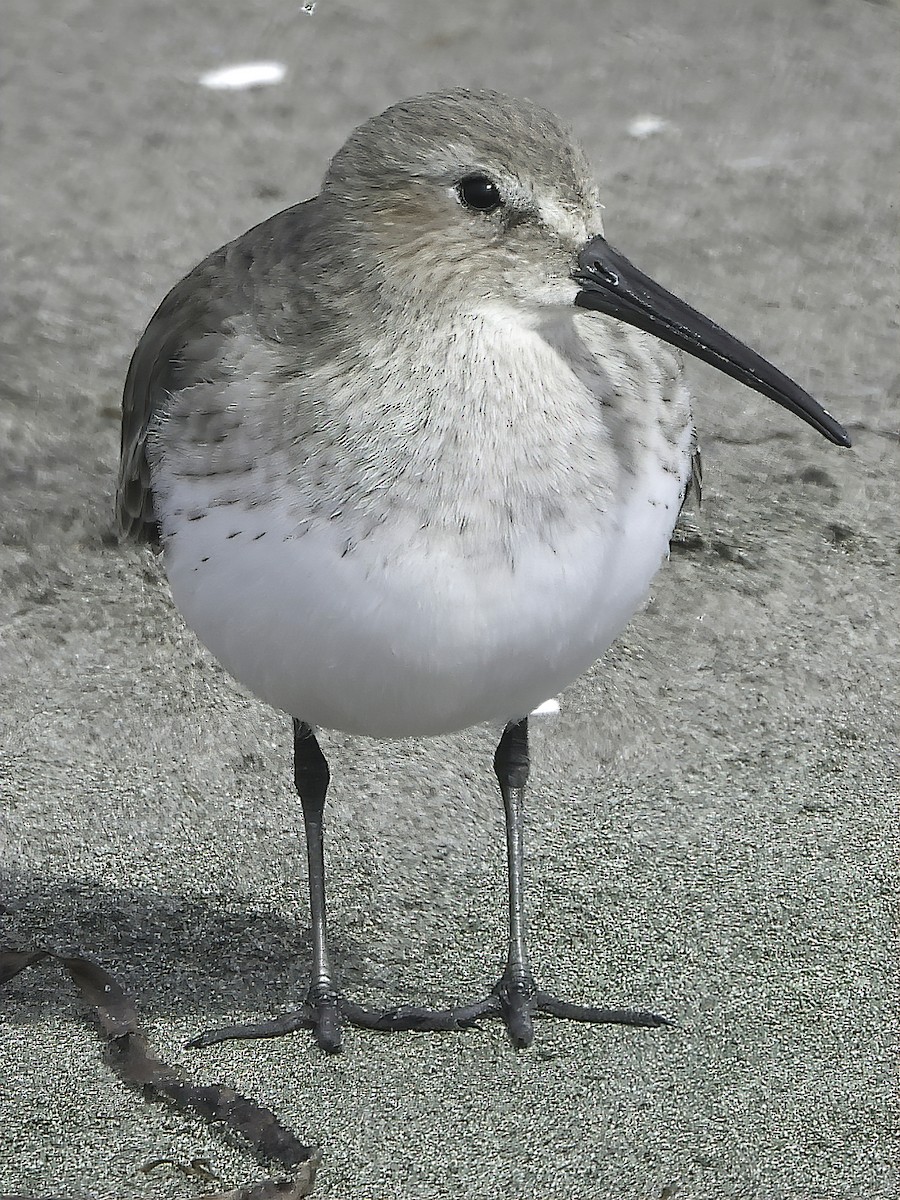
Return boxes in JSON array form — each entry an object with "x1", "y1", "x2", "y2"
[{"x1": 270, "y1": 303, "x2": 620, "y2": 539}]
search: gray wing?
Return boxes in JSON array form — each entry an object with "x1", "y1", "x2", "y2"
[
  {"x1": 682, "y1": 435, "x2": 702, "y2": 512},
  {"x1": 670, "y1": 432, "x2": 703, "y2": 550},
  {"x1": 116, "y1": 245, "x2": 236, "y2": 543},
  {"x1": 116, "y1": 198, "x2": 319, "y2": 544}
]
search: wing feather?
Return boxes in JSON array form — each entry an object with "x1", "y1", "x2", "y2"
[
  {"x1": 116, "y1": 198, "x2": 319, "y2": 544},
  {"x1": 116, "y1": 246, "x2": 238, "y2": 543}
]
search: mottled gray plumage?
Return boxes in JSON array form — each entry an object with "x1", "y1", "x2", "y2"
[
  {"x1": 117, "y1": 89, "x2": 848, "y2": 1052},
  {"x1": 118, "y1": 89, "x2": 685, "y2": 549},
  {"x1": 118, "y1": 205, "x2": 310, "y2": 542}
]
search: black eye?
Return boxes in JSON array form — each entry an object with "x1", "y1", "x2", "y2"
[{"x1": 457, "y1": 173, "x2": 503, "y2": 213}]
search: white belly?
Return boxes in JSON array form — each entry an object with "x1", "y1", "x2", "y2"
[
  {"x1": 160, "y1": 462, "x2": 685, "y2": 737},
  {"x1": 153, "y1": 306, "x2": 694, "y2": 736}
]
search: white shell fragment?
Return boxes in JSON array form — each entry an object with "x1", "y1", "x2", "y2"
[
  {"x1": 627, "y1": 114, "x2": 668, "y2": 139},
  {"x1": 199, "y1": 62, "x2": 287, "y2": 91},
  {"x1": 530, "y1": 698, "x2": 561, "y2": 717}
]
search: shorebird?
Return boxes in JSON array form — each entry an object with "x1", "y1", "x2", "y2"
[{"x1": 117, "y1": 89, "x2": 849, "y2": 1053}]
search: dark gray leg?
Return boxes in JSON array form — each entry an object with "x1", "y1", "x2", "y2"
[
  {"x1": 341, "y1": 720, "x2": 536, "y2": 1042},
  {"x1": 346, "y1": 717, "x2": 671, "y2": 1045},
  {"x1": 188, "y1": 720, "x2": 343, "y2": 1053},
  {"x1": 490, "y1": 718, "x2": 672, "y2": 1043},
  {"x1": 189, "y1": 718, "x2": 671, "y2": 1054},
  {"x1": 491, "y1": 718, "x2": 538, "y2": 1047},
  {"x1": 293, "y1": 719, "x2": 341, "y2": 1051}
]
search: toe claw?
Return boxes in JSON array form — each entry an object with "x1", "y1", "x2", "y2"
[
  {"x1": 506, "y1": 1007, "x2": 535, "y2": 1049},
  {"x1": 314, "y1": 1003, "x2": 342, "y2": 1053}
]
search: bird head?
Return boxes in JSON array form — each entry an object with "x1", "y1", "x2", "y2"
[{"x1": 321, "y1": 89, "x2": 849, "y2": 447}]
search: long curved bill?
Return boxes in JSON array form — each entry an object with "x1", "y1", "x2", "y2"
[{"x1": 573, "y1": 235, "x2": 851, "y2": 447}]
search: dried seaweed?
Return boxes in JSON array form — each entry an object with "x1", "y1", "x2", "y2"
[{"x1": 0, "y1": 949, "x2": 321, "y2": 1199}]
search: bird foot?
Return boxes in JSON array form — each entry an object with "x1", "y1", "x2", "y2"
[
  {"x1": 339, "y1": 976, "x2": 672, "y2": 1049},
  {"x1": 186, "y1": 980, "x2": 672, "y2": 1053},
  {"x1": 186, "y1": 985, "x2": 343, "y2": 1053}
]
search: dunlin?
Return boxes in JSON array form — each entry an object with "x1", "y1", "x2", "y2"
[{"x1": 118, "y1": 89, "x2": 849, "y2": 1052}]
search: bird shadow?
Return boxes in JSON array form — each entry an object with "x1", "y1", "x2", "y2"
[{"x1": 0, "y1": 877, "x2": 367, "y2": 1028}]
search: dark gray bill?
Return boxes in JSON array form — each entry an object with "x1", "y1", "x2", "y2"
[{"x1": 573, "y1": 235, "x2": 850, "y2": 447}]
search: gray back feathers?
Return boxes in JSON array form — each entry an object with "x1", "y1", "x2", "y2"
[{"x1": 116, "y1": 89, "x2": 599, "y2": 544}]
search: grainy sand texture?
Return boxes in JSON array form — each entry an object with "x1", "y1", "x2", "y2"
[{"x1": 1, "y1": 1, "x2": 897, "y2": 1197}]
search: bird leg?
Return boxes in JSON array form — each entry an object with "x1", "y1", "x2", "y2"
[
  {"x1": 187, "y1": 720, "x2": 343, "y2": 1053},
  {"x1": 491, "y1": 716, "x2": 540, "y2": 1045},
  {"x1": 293, "y1": 719, "x2": 342, "y2": 1050},
  {"x1": 491, "y1": 718, "x2": 673, "y2": 1041},
  {"x1": 188, "y1": 719, "x2": 670, "y2": 1055},
  {"x1": 344, "y1": 718, "x2": 671, "y2": 1046}
]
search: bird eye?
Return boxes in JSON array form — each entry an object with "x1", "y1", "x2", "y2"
[{"x1": 457, "y1": 174, "x2": 504, "y2": 213}]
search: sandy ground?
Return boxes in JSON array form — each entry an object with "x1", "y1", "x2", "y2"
[{"x1": 1, "y1": 1, "x2": 898, "y2": 1197}]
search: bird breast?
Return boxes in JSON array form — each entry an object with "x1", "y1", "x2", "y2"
[{"x1": 152, "y1": 307, "x2": 693, "y2": 735}]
